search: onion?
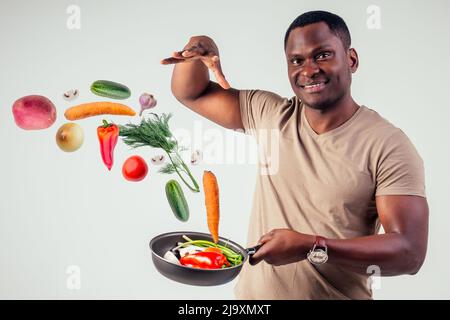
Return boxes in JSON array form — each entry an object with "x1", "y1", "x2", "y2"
[
  {"x1": 163, "y1": 251, "x2": 181, "y2": 265},
  {"x1": 55, "y1": 123, "x2": 84, "y2": 152}
]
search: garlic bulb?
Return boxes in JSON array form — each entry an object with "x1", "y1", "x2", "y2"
[{"x1": 139, "y1": 93, "x2": 157, "y2": 116}]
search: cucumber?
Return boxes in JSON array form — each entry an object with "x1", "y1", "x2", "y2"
[
  {"x1": 90, "y1": 80, "x2": 131, "y2": 100},
  {"x1": 165, "y1": 180, "x2": 190, "y2": 222}
]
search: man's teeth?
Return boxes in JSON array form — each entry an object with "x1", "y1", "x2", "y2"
[{"x1": 304, "y1": 83, "x2": 324, "y2": 88}]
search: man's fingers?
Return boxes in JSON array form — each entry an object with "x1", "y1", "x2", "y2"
[
  {"x1": 182, "y1": 45, "x2": 206, "y2": 58},
  {"x1": 249, "y1": 243, "x2": 268, "y2": 266},
  {"x1": 160, "y1": 57, "x2": 187, "y2": 65},
  {"x1": 249, "y1": 232, "x2": 275, "y2": 265},
  {"x1": 161, "y1": 50, "x2": 194, "y2": 65},
  {"x1": 257, "y1": 230, "x2": 275, "y2": 245},
  {"x1": 208, "y1": 56, "x2": 231, "y2": 89},
  {"x1": 172, "y1": 51, "x2": 185, "y2": 58},
  {"x1": 212, "y1": 69, "x2": 231, "y2": 89},
  {"x1": 162, "y1": 48, "x2": 231, "y2": 89},
  {"x1": 161, "y1": 46, "x2": 207, "y2": 65}
]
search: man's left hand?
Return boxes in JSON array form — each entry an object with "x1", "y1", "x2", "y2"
[{"x1": 249, "y1": 229, "x2": 315, "y2": 266}]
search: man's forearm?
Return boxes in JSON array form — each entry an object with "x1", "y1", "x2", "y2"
[
  {"x1": 325, "y1": 233, "x2": 424, "y2": 276},
  {"x1": 171, "y1": 60, "x2": 211, "y2": 101}
]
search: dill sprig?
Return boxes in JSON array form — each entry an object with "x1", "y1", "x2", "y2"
[{"x1": 119, "y1": 113, "x2": 200, "y2": 192}]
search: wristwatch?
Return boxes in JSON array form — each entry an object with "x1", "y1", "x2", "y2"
[{"x1": 307, "y1": 236, "x2": 328, "y2": 265}]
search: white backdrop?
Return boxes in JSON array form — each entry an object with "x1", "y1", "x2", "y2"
[{"x1": 1, "y1": 0, "x2": 449, "y2": 299}]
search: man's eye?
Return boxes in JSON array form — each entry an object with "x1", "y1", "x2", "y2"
[
  {"x1": 316, "y1": 52, "x2": 331, "y2": 60},
  {"x1": 290, "y1": 58, "x2": 303, "y2": 65}
]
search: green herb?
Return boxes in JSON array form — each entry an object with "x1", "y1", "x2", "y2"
[
  {"x1": 119, "y1": 113, "x2": 200, "y2": 192},
  {"x1": 174, "y1": 236, "x2": 244, "y2": 267}
]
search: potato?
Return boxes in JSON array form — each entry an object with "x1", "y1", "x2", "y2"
[
  {"x1": 12, "y1": 95, "x2": 57, "y2": 130},
  {"x1": 56, "y1": 123, "x2": 84, "y2": 152}
]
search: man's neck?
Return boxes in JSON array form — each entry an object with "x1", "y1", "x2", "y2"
[{"x1": 304, "y1": 95, "x2": 360, "y2": 135}]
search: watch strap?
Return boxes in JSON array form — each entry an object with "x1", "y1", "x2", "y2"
[{"x1": 315, "y1": 236, "x2": 327, "y2": 249}]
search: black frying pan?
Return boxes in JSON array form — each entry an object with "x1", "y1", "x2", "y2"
[{"x1": 149, "y1": 231, "x2": 261, "y2": 286}]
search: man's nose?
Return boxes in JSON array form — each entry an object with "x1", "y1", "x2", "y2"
[{"x1": 301, "y1": 60, "x2": 320, "y2": 78}]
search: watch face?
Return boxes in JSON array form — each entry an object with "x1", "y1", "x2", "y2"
[{"x1": 307, "y1": 249, "x2": 328, "y2": 265}]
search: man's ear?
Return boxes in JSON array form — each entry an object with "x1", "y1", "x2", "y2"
[{"x1": 348, "y1": 48, "x2": 359, "y2": 73}]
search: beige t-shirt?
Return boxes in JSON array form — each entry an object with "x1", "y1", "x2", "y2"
[{"x1": 234, "y1": 90, "x2": 426, "y2": 300}]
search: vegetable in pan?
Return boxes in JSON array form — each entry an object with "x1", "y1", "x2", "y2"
[
  {"x1": 168, "y1": 235, "x2": 243, "y2": 269},
  {"x1": 180, "y1": 250, "x2": 230, "y2": 269}
]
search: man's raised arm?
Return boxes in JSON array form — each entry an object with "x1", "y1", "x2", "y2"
[{"x1": 161, "y1": 36, "x2": 243, "y2": 130}]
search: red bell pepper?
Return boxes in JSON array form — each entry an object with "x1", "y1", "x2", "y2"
[
  {"x1": 97, "y1": 120, "x2": 119, "y2": 170},
  {"x1": 180, "y1": 251, "x2": 230, "y2": 269}
]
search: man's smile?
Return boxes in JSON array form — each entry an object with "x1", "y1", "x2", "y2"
[{"x1": 298, "y1": 79, "x2": 330, "y2": 93}]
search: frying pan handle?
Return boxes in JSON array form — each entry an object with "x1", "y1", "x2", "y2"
[{"x1": 245, "y1": 244, "x2": 262, "y2": 256}]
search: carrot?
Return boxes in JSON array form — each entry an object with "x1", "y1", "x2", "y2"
[
  {"x1": 203, "y1": 170, "x2": 220, "y2": 243},
  {"x1": 64, "y1": 102, "x2": 136, "y2": 120},
  {"x1": 204, "y1": 247, "x2": 223, "y2": 254}
]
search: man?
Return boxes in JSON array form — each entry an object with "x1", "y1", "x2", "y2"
[{"x1": 161, "y1": 11, "x2": 428, "y2": 299}]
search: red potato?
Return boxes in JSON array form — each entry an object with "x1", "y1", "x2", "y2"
[{"x1": 12, "y1": 95, "x2": 57, "y2": 130}]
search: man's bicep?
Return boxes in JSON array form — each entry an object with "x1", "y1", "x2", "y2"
[
  {"x1": 376, "y1": 195, "x2": 428, "y2": 248},
  {"x1": 184, "y1": 82, "x2": 243, "y2": 130}
]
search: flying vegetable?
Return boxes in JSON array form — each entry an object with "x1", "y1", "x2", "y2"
[{"x1": 119, "y1": 113, "x2": 199, "y2": 192}]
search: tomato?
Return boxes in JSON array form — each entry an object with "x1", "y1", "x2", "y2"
[{"x1": 122, "y1": 155, "x2": 148, "y2": 182}]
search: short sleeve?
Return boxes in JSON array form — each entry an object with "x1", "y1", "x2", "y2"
[
  {"x1": 239, "y1": 89, "x2": 286, "y2": 135},
  {"x1": 375, "y1": 130, "x2": 426, "y2": 197}
]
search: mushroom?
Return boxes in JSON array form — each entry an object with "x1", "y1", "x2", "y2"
[
  {"x1": 63, "y1": 89, "x2": 79, "y2": 101},
  {"x1": 190, "y1": 150, "x2": 203, "y2": 165},
  {"x1": 151, "y1": 154, "x2": 165, "y2": 165}
]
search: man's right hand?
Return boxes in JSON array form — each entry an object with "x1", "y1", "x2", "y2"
[
  {"x1": 161, "y1": 36, "x2": 243, "y2": 130},
  {"x1": 161, "y1": 36, "x2": 230, "y2": 90}
]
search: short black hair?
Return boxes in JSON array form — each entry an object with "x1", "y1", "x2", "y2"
[{"x1": 284, "y1": 11, "x2": 351, "y2": 50}]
